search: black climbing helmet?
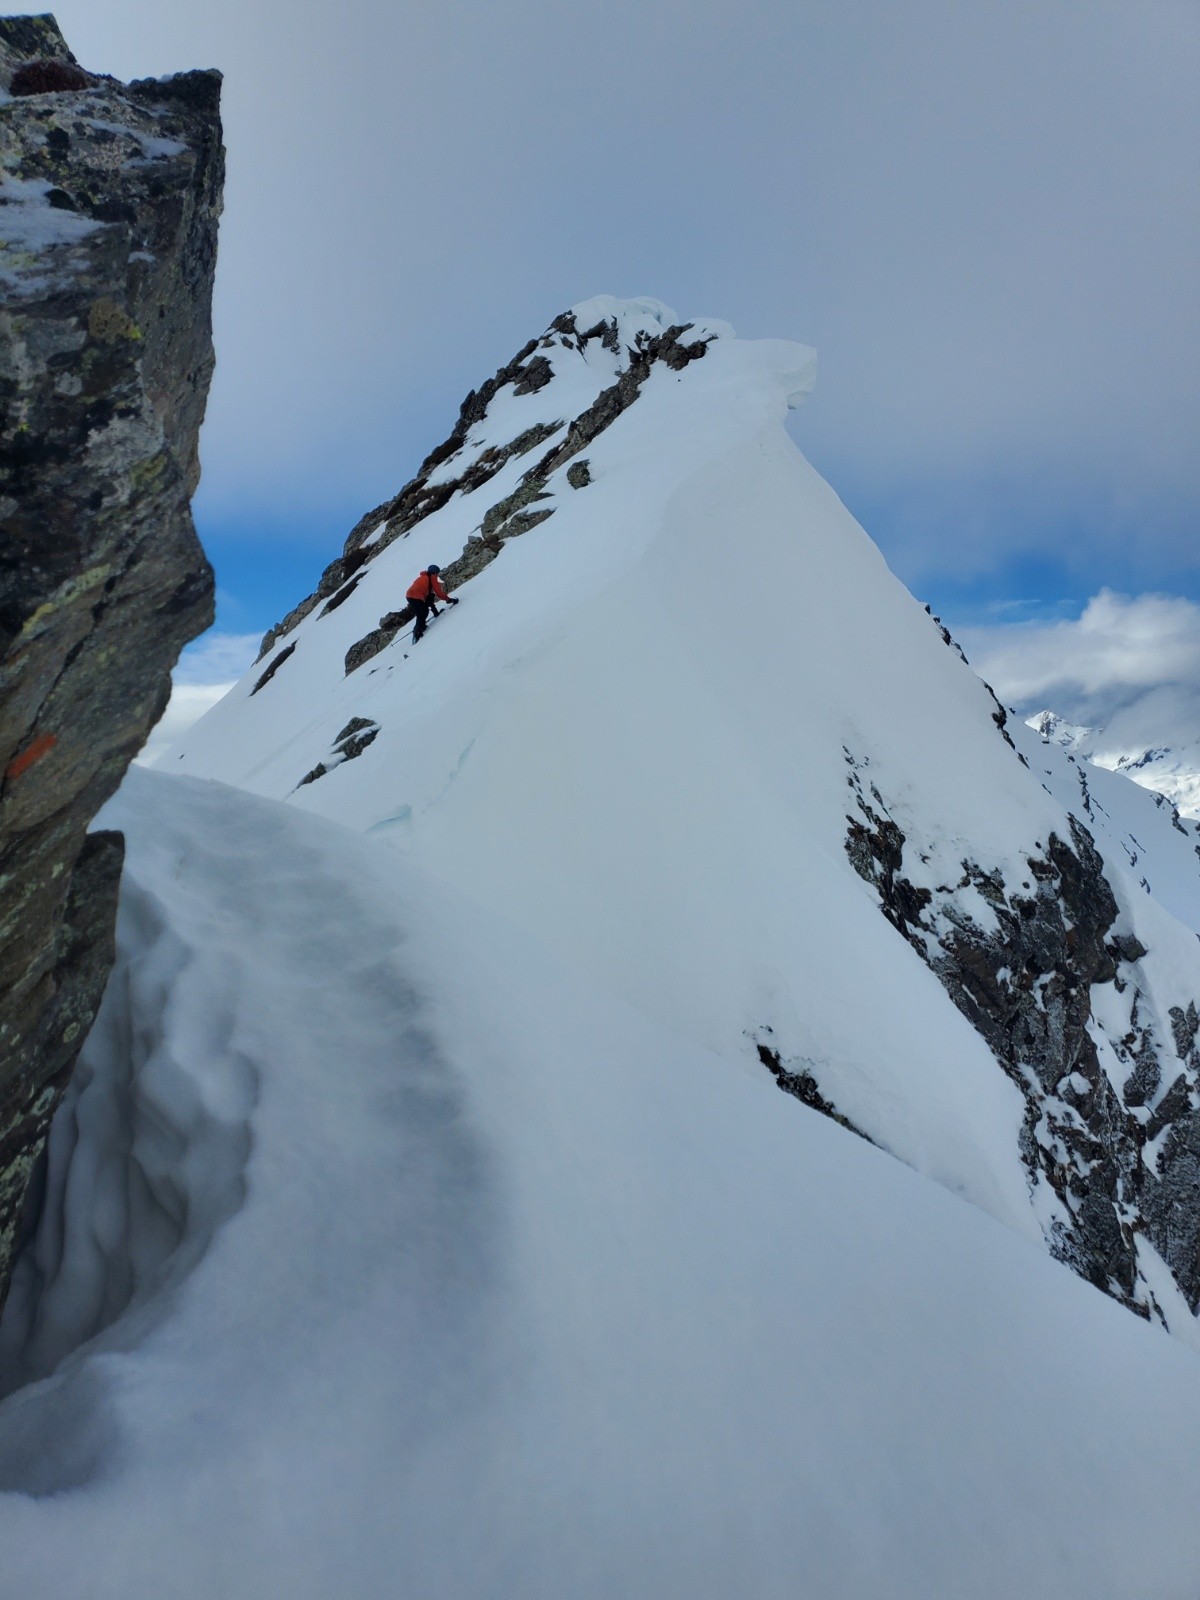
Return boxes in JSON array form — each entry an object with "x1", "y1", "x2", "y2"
[{"x1": 427, "y1": 564, "x2": 441, "y2": 574}]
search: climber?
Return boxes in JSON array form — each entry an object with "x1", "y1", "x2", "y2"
[{"x1": 405, "y1": 564, "x2": 457, "y2": 642}]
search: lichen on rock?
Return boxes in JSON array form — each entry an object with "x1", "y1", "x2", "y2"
[{"x1": 0, "y1": 15, "x2": 223, "y2": 1307}]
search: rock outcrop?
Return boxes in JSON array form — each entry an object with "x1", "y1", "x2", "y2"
[
  {"x1": 0, "y1": 16, "x2": 222, "y2": 1305},
  {"x1": 840, "y1": 747, "x2": 1200, "y2": 1320},
  {"x1": 296, "y1": 716, "x2": 380, "y2": 789},
  {"x1": 249, "y1": 306, "x2": 714, "y2": 678}
]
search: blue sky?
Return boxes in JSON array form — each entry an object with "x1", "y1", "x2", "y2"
[{"x1": 52, "y1": 0, "x2": 1200, "y2": 731}]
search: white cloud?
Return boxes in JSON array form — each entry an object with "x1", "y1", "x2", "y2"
[
  {"x1": 136, "y1": 632, "x2": 260, "y2": 767},
  {"x1": 172, "y1": 631, "x2": 262, "y2": 687},
  {"x1": 138, "y1": 684, "x2": 233, "y2": 768},
  {"x1": 961, "y1": 590, "x2": 1200, "y2": 751}
]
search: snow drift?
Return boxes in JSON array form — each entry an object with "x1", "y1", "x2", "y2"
[
  {"x1": 2, "y1": 768, "x2": 1200, "y2": 1598},
  {"x1": 5, "y1": 297, "x2": 1200, "y2": 1593}
]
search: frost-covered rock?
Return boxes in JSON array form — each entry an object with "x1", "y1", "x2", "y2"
[
  {"x1": 257, "y1": 296, "x2": 734, "y2": 673},
  {"x1": 0, "y1": 16, "x2": 221, "y2": 1303},
  {"x1": 843, "y1": 745, "x2": 1200, "y2": 1316}
]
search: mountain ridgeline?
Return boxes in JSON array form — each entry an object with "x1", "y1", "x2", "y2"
[
  {"x1": 174, "y1": 295, "x2": 1200, "y2": 1336},
  {"x1": 255, "y1": 306, "x2": 717, "y2": 675}
]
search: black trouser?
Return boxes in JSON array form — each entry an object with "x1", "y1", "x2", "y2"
[{"x1": 411, "y1": 597, "x2": 438, "y2": 641}]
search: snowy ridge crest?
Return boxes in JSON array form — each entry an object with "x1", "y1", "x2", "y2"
[
  {"x1": 10, "y1": 768, "x2": 1200, "y2": 1594},
  {"x1": 254, "y1": 295, "x2": 802, "y2": 675}
]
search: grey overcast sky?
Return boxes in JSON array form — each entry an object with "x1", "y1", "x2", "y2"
[{"x1": 48, "y1": 0, "x2": 1200, "y2": 729}]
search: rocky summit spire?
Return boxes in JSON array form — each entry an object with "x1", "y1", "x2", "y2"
[{"x1": 0, "y1": 16, "x2": 223, "y2": 1306}]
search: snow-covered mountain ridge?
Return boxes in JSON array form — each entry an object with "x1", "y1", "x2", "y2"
[
  {"x1": 8, "y1": 294, "x2": 1200, "y2": 1591},
  {"x1": 168, "y1": 296, "x2": 1200, "y2": 1331},
  {"x1": 1029, "y1": 708, "x2": 1200, "y2": 821},
  {"x1": 255, "y1": 295, "x2": 747, "y2": 677}
]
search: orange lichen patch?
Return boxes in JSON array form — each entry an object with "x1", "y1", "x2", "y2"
[{"x1": 4, "y1": 733, "x2": 57, "y2": 782}]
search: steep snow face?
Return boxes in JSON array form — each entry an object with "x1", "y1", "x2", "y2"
[
  {"x1": 172, "y1": 297, "x2": 1200, "y2": 1330},
  {"x1": 1030, "y1": 709, "x2": 1200, "y2": 821},
  {"x1": 5, "y1": 769, "x2": 1200, "y2": 1598}
]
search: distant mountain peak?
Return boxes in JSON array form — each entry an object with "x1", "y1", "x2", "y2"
[
  {"x1": 1028, "y1": 709, "x2": 1101, "y2": 750},
  {"x1": 1029, "y1": 708, "x2": 1200, "y2": 821}
]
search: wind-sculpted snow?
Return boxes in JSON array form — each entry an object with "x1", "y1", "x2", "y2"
[
  {"x1": 0, "y1": 848, "x2": 257, "y2": 1402},
  {"x1": 5, "y1": 769, "x2": 1200, "y2": 1595},
  {"x1": 170, "y1": 296, "x2": 1200, "y2": 1337},
  {"x1": 0, "y1": 769, "x2": 494, "y2": 1508}
]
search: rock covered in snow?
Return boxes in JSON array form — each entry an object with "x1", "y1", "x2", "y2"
[
  {"x1": 844, "y1": 744, "x2": 1200, "y2": 1316},
  {"x1": 0, "y1": 16, "x2": 222, "y2": 1304}
]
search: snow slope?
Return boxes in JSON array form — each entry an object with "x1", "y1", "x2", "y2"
[
  {"x1": 2, "y1": 768, "x2": 1200, "y2": 1598},
  {"x1": 169, "y1": 298, "x2": 1200, "y2": 1326}
]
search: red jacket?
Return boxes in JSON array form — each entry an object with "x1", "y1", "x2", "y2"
[{"x1": 407, "y1": 570, "x2": 449, "y2": 603}]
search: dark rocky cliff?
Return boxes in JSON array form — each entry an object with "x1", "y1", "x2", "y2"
[
  {"x1": 0, "y1": 16, "x2": 221, "y2": 1304},
  {"x1": 835, "y1": 745, "x2": 1200, "y2": 1323}
]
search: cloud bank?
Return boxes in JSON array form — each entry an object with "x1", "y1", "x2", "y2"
[
  {"x1": 963, "y1": 591, "x2": 1200, "y2": 756},
  {"x1": 52, "y1": 0, "x2": 1200, "y2": 593}
]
